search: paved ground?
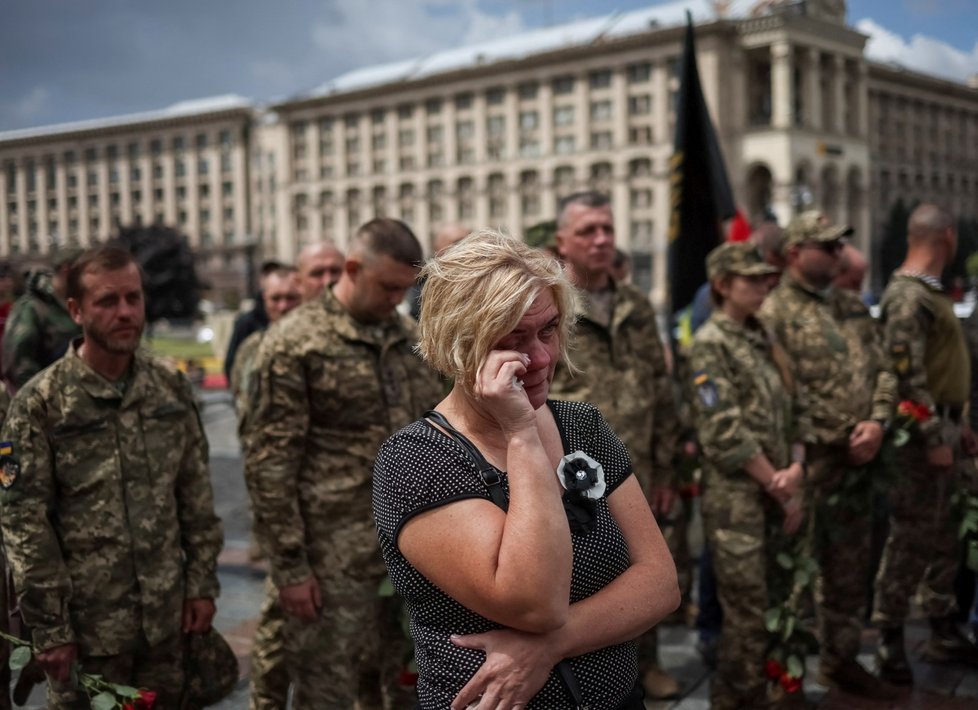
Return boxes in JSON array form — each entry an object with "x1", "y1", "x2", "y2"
[{"x1": 17, "y1": 391, "x2": 978, "y2": 708}]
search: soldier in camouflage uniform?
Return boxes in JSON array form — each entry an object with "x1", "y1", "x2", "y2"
[
  {"x1": 760, "y1": 210, "x2": 897, "y2": 699},
  {"x1": 689, "y1": 242, "x2": 806, "y2": 710},
  {"x1": 872, "y1": 203, "x2": 978, "y2": 683},
  {"x1": 248, "y1": 218, "x2": 441, "y2": 709},
  {"x1": 1, "y1": 248, "x2": 82, "y2": 392},
  {"x1": 0, "y1": 246, "x2": 223, "y2": 709},
  {"x1": 547, "y1": 191, "x2": 682, "y2": 699},
  {"x1": 227, "y1": 266, "x2": 301, "y2": 710}
]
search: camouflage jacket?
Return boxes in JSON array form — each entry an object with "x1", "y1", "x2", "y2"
[
  {"x1": 550, "y1": 280, "x2": 678, "y2": 491},
  {"x1": 0, "y1": 343, "x2": 223, "y2": 655},
  {"x1": 880, "y1": 274, "x2": 970, "y2": 445},
  {"x1": 687, "y1": 312, "x2": 794, "y2": 488},
  {"x1": 760, "y1": 273, "x2": 895, "y2": 447},
  {"x1": 248, "y1": 290, "x2": 441, "y2": 589},
  {"x1": 1, "y1": 273, "x2": 81, "y2": 391},
  {"x1": 230, "y1": 329, "x2": 264, "y2": 440}
]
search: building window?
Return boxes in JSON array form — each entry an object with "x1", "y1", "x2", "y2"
[
  {"x1": 397, "y1": 104, "x2": 413, "y2": 120},
  {"x1": 175, "y1": 160, "x2": 186, "y2": 178},
  {"x1": 554, "y1": 135, "x2": 576, "y2": 155},
  {"x1": 554, "y1": 105, "x2": 575, "y2": 127},
  {"x1": 398, "y1": 128, "x2": 415, "y2": 146},
  {"x1": 150, "y1": 140, "x2": 162, "y2": 155},
  {"x1": 590, "y1": 100, "x2": 613, "y2": 122},
  {"x1": 199, "y1": 184, "x2": 210, "y2": 198},
  {"x1": 589, "y1": 69, "x2": 612, "y2": 89},
  {"x1": 346, "y1": 135, "x2": 361, "y2": 153},
  {"x1": 456, "y1": 120, "x2": 474, "y2": 139},
  {"x1": 519, "y1": 138, "x2": 540, "y2": 158},
  {"x1": 131, "y1": 166, "x2": 142, "y2": 182},
  {"x1": 628, "y1": 126, "x2": 653, "y2": 145},
  {"x1": 195, "y1": 132, "x2": 207, "y2": 148},
  {"x1": 590, "y1": 131, "x2": 613, "y2": 150},
  {"x1": 371, "y1": 108, "x2": 385, "y2": 125},
  {"x1": 628, "y1": 95, "x2": 651, "y2": 116},
  {"x1": 344, "y1": 113, "x2": 359, "y2": 129},
  {"x1": 425, "y1": 98, "x2": 442, "y2": 115},
  {"x1": 486, "y1": 87, "x2": 505, "y2": 105},
  {"x1": 372, "y1": 133, "x2": 387, "y2": 150},
  {"x1": 176, "y1": 186, "x2": 186, "y2": 200},
  {"x1": 198, "y1": 158, "x2": 209, "y2": 175},
  {"x1": 508, "y1": 83, "x2": 535, "y2": 104},
  {"x1": 519, "y1": 111, "x2": 539, "y2": 130},
  {"x1": 630, "y1": 188, "x2": 653, "y2": 208},
  {"x1": 426, "y1": 125, "x2": 443, "y2": 143},
  {"x1": 220, "y1": 129, "x2": 232, "y2": 146},
  {"x1": 455, "y1": 92, "x2": 473, "y2": 110},
  {"x1": 399, "y1": 155, "x2": 416, "y2": 171},
  {"x1": 627, "y1": 62, "x2": 651, "y2": 83},
  {"x1": 223, "y1": 181, "x2": 233, "y2": 197},
  {"x1": 552, "y1": 76, "x2": 575, "y2": 95},
  {"x1": 88, "y1": 170, "x2": 98, "y2": 187}
]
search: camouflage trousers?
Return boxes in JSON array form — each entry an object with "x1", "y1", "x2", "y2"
[
  {"x1": 702, "y1": 479, "x2": 784, "y2": 710},
  {"x1": 872, "y1": 427, "x2": 961, "y2": 627},
  {"x1": 808, "y1": 448, "x2": 874, "y2": 672},
  {"x1": 46, "y1": 633, "x2": 183, "y2": 710},
  {"x1": 249, "y1": 577, "x2": 289, "y2": 710},
  {"x1": 281, "y1": 573, "x2": 413, "y2": 710}
]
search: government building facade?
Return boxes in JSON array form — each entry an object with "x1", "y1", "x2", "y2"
[{"x1": 2, "y1": 0, "x2": 976, "y2": 306}]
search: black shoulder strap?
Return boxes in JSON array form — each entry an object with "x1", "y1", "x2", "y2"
[
  {"x1": 422, "y1": 410, "x2": 588, "y2": 710},
  {"x1": 424, "y1": 410, "x2": 508, "y2": 512}
]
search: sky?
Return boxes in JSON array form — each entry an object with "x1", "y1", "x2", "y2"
[{"x1": 1, "y1": 0, "x2": 976, "y2": 133}]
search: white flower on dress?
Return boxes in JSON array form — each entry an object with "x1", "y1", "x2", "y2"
[{"x1": 555, "y1": 451, "x2": 606, "y2": 501}]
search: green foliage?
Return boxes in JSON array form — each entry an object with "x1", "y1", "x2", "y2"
[
  {"x1": 966, "y1": 252, "x2": 978, "y2": 281},
  {"x1": 8, "y1": 646, "x2": 30, "y2": 670},
  {"x1": 875, "y1": 198, "x2": 911, "y2": 290},
  {"x1": 90, "y1": 693, "x2": 116, "y2": 710},
  {"x1": 525, "y1": 220, "x2": 557, "y2": 249}
]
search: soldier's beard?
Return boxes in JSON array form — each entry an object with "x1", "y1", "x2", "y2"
[{"x1": 86, "y1": 323, "x2": 144, "y2": 354}]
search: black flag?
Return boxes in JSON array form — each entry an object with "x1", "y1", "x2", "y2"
[{"x1": 667, "y1": 12, "x2": 736, "y2": 314}]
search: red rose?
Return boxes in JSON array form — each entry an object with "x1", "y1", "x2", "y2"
[
  {"x1": 136, "y1": 689, "x2": 157, "y2": 709},
  {"x1": 123, "y1": 705, "x2": 135, "y2": 710},
  {"x1": 780, "y1": 673, "x2": 802, "y2": 694},
  {"x1": 897, "y1": 401, "x2": 915, "y2": 417},
  {"x1": 765, "y1": 659, "x2": 783, "y2": 680},
  {"x1": 913, "y1": 403, "x2": 932, "y2": 423},
  {"x1": 679, "y1": 483, "x2": 701, "y2": 499},
  {"x1": 397, "y1": 669, "x2": 418, "y2": 687}
]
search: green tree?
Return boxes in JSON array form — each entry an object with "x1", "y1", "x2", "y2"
[
  {"x1": 525, "y1": 220, "x2": 557, "y2": 249},
  {"x1": 874, "y1": 198, "x2": 912, "y2": 291}
]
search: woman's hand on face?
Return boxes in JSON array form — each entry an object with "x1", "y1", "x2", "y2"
[
  {"x1": 474, "y1": 350, "x2": 537, "y2": 434},
  {"x1": 450, "y1": 628, "x2": 559, "y2": 710}
]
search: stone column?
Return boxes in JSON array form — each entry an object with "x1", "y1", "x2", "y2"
[
  {"x1": 806, "y1": 48, "x2": 822, "y2": 131},
  {"x1": 771, "y1": 41, "x2": 794, "y2": 129},
  {"x1": 856, "y1": 61, "x2": 870, "y2": 138},
  {"x1": 833, "y1": 54, "x2": 846, "y2": 134}
]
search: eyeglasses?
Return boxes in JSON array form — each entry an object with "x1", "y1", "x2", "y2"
[{"x1": 805, "y1": 240, "x2": 844, "y2": 255}]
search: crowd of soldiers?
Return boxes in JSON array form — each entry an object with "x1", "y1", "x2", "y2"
[{"x1": 0, "y1": 193, "x2": 973, "y2": 710}]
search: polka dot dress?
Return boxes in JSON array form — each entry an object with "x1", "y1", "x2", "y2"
[{"x1": 373, "y1": 400, "x2": 639, "y2": 709}]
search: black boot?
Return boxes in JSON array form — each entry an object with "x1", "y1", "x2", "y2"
[
  {"x1": 922, "y1": 615, "x2": 978, "y2": 666},
  {"x1": 877, "y1": 626, "x2": 913, "y2": 685}
]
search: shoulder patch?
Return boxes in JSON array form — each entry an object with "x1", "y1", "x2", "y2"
[
  {"x1": 891, "y1": 341, "x2": 910, "y2": 375},
  {"x1": 0, "y1": 451, "x2": 20, "y2": 490},
  {"x1": 693, "y1": 371, "x2": 718, "y2": 409}
]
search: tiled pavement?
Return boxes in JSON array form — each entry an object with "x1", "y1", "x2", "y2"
[{"x1": 16, "y1": 394, "x2": 978, "y2": 707}]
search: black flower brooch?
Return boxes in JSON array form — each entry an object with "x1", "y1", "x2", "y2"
[{"x1": 555, "y1": 451, "x2": 606, "y2": 535}]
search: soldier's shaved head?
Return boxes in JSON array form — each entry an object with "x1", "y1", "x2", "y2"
[
  {"x1": 349, "y1": 218, "x2": 424, "y2": 267},
  {"x1": 908, "y1": 204, "x2": 954, "y2": 244},
  {"x1": 296, "y1": 241, "x2": 344, "y2": 302}
]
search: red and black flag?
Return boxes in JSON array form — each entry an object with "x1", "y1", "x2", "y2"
[{"x1": 667, "y1": 11, "x2": 736, "y2": 314}]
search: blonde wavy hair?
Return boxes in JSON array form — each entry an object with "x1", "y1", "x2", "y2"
[{"x1": 418, "y1": 230, "x2": 578, "y2": 392}]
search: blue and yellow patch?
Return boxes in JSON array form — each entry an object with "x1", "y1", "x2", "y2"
[
  {"x1": 694, "y1": 371, "x2": 718, "y2": 408},
  {"x1": 0, "y1": 442, "x2": 10, "y2": 456}
]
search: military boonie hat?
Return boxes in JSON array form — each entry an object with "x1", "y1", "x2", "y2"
[
  {"x1": 182, "y1": 628, "x2": 239, "y2": 708},
  {"x1": 706, "y1": 242, "x2": 780, "y2": 280},
  {"x1": 784, "y1": 210, "x2": 854, "y2": 249}
]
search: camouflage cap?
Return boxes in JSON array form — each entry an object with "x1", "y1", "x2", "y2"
[
  {"x1": 784, "y1": 210, "x2": 854, "y2": 249},
  {"x1": 182, "y1": 628, "x2": 239, "y2": 707},
  {"x1": 706, "y1": 242, "x2": 780, "y2": 280}
]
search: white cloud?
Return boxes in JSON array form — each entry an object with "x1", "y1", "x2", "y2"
[
  {"x1": 856, "y1": 17, "x2": 978, "y2": 83},
  {"x1": 11, "y1": 86, "x2": 51, "y2": 121},
  {"x1": 311, "y1": 0, "x2": 524, "y2": 68}
]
